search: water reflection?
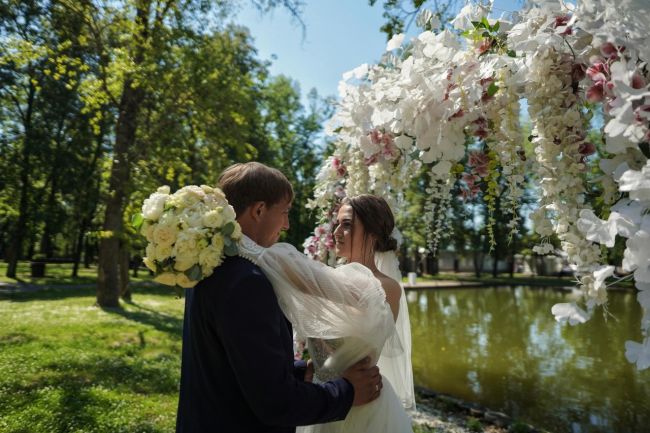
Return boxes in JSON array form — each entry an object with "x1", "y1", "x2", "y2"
[{"x1": 408, "y1": 286, "x2": 650, "y2": 433}]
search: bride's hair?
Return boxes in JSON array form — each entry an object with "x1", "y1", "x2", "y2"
[{"x1": 342, "y1": 194, "x2": 397, "y2": 253}]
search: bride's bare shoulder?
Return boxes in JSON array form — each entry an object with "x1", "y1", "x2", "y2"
[{"x1": 375, "y1": 273, "x2": 401, "y2": 319}]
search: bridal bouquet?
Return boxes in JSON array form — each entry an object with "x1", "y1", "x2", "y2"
[{"x1": 133, "y1": 185, "x2": 242, "y2": 289}]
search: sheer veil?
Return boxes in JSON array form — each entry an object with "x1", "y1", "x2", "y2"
[{"x1": 375, "y1": 250, "x2": 416, "y2": 411}]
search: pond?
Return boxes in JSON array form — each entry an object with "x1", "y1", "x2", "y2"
[{"x1": 407, "y1": 286, "x2": 650, "y2": 433}]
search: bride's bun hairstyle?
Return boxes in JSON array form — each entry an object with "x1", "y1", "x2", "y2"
[
  {"x1": 342, "y1": 194, "x2": 397, "y2": 252},
  {"x1": 218, "y1": 162, "x2": 293, "y2": 215}
]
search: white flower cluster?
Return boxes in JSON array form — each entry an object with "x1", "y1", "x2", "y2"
[
  {"x1": 138, "y1": 185, "x2": 241, "y2": 289},
  {"x1": 305, "y1": 0, "x2": 650, "y2": 369}
]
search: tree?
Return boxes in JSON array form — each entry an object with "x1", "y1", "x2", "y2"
[
  {"x1": 368, "y1": 0, "x2": 460, "y2": 39},
  {"x1": 261, "y1": 78, "x2": 332, "y2": 247}
]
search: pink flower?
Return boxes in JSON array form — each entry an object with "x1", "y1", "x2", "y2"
[
  {"x1": 632, "y1": 72, "x2": 647, "y2": 90},
  {"x1": 331, "y1": 157, "x2": 347, "y2": 177},
  {"x1": 381, "y1": 132, "x2": 394, "y2": 146},
  {"x1": 586, "y1": 82, "x2": 605, "y2": 102},
  {"x1": 587, "y1": 61, "x2": 609, "y2": 81},
  {"x1": 478, "y1": 39, "x2": 491, "y2": 55},
  {"x1": 468, "y1": 151, "x2": 489, "y2": 168},
  {"x1": 364, "y1": 154, "x2": 379, "y2": 166},
  {"x1": 324, "y1": 233, "x2": 335, "y2": 250},
  {"x1": 473, "y1": 164, "x2": 489, "y2": 178},
  {"x1": 554, "y1": 14, "x2": 573, "y2": 35},
  {"x1": 461, "y1": 172, "x2": 478, "y2": 187},
  {"x1": 470, "y1": 117, "x2": 488, "y2": 139},
  {"x1": 600, "y1": 43, "x2": 620, "y2": 60},
  {"x1": 578, "y1": 142, "x2": 596, "y2": 156},
  {"x1": 634, "y1": 105, "x2": 650, "y2": 123},
  {"x1": 369, "y1": 129, "x2": 382, "y2": 145}
]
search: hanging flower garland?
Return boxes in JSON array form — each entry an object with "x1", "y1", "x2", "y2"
[{"x1": 306, "y1": 0, "x2": 650, "y2": 369}]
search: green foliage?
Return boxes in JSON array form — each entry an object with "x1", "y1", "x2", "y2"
[
  {"x1": 0, "y1": 0, "x2": 325, "y2": 288},
  {"x1": 368, "y1": 0, "x2": 460, "y2": 39},
  {"x1": 466, "y1": 416, "x2": 483, "y2": 432},
  {"x1": 509, "y1": 421, "x2": 534, "y2": 433}
]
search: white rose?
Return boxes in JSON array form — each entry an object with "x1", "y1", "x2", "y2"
[
  {"x1": 176, "y1": 273, "x2": 198, "y2": 289},
  {"x1": 154, "y1": 272, "x2": 177, "y2": 286},
  {"x1": 157, "y1": 185, "x2": 170, "y2": 194},
  {"x1": 146, "y1": 243, "x2": 156, "y2": 260},
  {"x1": 222, "y1": 205, "x2": 237, "y2": 221},
  {"x1": 155, "y1": 244, "x2": 173, "y2": 261},
  {"x1": 179, "y1": 203, "x2": 205, "y2": 228},
  {"x1": 143, "y1": 257, "x2": 156, "y2": 272},
  {"x1": 173, "y1": 186, "x2": 204, "y2": 208},
  {"x1": 153, "y1": 223, "x2": 178, "y2": 247},
  {"x1": 141, "y1": 221, "x2": 154, "y2": 242},
  {"x1": 174, "y1": 257, "x2": 197, "y2": 272},
  {"x1": 142, "y1": 192, "x2": 169, "y2": 221},
  {"x1": 211, "y1": 234, "x2": 225, "y2": 251},
  {"x1": 173, "y1": 232, "x2": 199, "y2": 271},
  {"x1": 200, "y1": 185, "x2": 214, "y2": 194},
  {"x1": 199, "y1": 246, "x2": 223, "y2": 274},
  {"x1": 202, "y1": 209, "x2": 224, "y2": 228}
]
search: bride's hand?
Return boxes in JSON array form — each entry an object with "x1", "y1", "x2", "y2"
[{"x1": 342, "y1": 357, "x2": 383, "y2": 406}]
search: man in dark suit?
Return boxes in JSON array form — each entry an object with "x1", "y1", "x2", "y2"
[{"x1": 176, "y1": 162, "x2": 383, "y2": 433}]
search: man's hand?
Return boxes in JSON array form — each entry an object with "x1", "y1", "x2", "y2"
[
  {"x1": 304, "y1": 359, "x2": 314, "y2": 383},
  {"x1": 342, "y1": 357, "x2": 382, "y2": 406}
]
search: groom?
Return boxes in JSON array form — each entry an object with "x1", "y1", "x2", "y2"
[{"x1": 176, "y1": 162, "x2": 383, "y2": 432}]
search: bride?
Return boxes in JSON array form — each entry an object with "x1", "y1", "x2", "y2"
[{"x1": 238, "y1": 194, "x2": 415, "y2": 433}]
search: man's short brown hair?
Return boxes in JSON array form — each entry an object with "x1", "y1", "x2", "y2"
[{"x1": 218, "y1": 162, "x2": 293, "y2": 216}]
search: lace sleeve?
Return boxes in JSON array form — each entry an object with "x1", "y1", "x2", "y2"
[{"x1": 256, "y1": 243, "x2": 399, "y2": 366}]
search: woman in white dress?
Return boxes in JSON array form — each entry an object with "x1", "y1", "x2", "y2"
[{"x1": 238, "y1": 194, "x2": 415, "y2": 433}]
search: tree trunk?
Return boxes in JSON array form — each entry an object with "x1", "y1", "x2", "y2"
[
  {"x1": 97, "y1": 79, "x2": 143, "y2": 307},
  {"x1": 96, "y1": 2, "x2": 149, "y2": 308},
  {"x1": 119, "y1": 246, "x2": 131, "y2": 302},
  {"x1": 6, "y1": 83, "x2": 36, "y2": 278}
]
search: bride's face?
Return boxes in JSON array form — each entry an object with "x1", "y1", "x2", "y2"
[{"x1": 333, "y1": 204, "x2": 366, "y2": 261}]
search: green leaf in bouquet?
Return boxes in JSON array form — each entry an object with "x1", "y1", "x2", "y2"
[
  {"x1": 131, "y1": 213, "x2": 144, "y2": 230},
  {"x1": 487, "y1": 82, "x2": 499, "y2": 97},
  {"x1": 185, "y1": 264, "x2": 202, "y2": 281},
  {"x1": 223, "y1": 236, "x2": 232, "y2": 247},
  {"x1": 224, "y1": 242, "x2": 238, "y2": 257},
  {"x1": 222, "y1": 221, "x2": 235, "y2": 236}
]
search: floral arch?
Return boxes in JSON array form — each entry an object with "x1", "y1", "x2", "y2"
[{"x1": 303, "y1": 0, "x2": 650, "y2": 369}]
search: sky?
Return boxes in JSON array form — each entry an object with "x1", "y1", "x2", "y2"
[{"x1": 232, "y1": 0, "x2": 525, "y2": 105}]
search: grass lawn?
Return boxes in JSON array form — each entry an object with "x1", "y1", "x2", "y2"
[
  {"x1": 0, "y1": 261, "x2": 153, "y2": 286},
  {"x1": 0, "y1": 285, "x2": 183, "y2": 433}
]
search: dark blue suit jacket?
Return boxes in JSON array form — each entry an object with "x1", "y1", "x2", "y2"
[{"x1": 176, "y1": 256, "x2": 354, "y2": 433}]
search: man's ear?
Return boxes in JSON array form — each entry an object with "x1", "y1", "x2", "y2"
[{"x1": 249, "y1": 201, "x2": 266, "y2": 222}]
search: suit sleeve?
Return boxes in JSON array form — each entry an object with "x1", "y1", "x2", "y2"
[
  {"x1": 215, "y1": 271, "x2": 354, "y2": 427},
  {"x1": 293, "y1": 360, "x2": 308, "y2": 382}
]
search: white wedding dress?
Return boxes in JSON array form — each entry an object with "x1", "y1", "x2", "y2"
[{"x1": 238, "y1": 236, "x2": 414, "y2": 433}]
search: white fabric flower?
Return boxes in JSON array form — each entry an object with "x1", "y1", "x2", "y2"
[
  {"x1": 551, "y1": 302, "x2": 590, "y2": 325},
  {"x1": 386, "y1": 33, "x2": 405, "y2": 51},
  {"x1": 625, "y1": 339, "x2": 650, "y2": 370}
]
